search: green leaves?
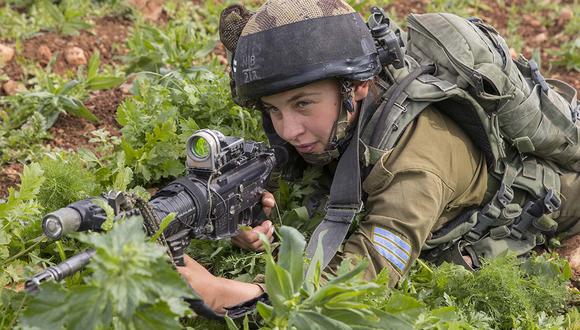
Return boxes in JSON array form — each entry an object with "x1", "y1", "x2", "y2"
[
  {"x1": 17, "y1": 79, "x2": 98, "y2": 129},
  {"x1": 124, "y1": 21, "x2": 218, "y2": 74},
  {"x1": 408, "y1": 254, "x2": 574, "y2": 328},
  {"x1": 0, "y1": 163, "x2": 45, "y2": 284},
  {"x1": 258, "y1": 225, "x2": 413, "y2": 329},
  {"x1": 116, "y1": 69, "x2": 263, "y2": 185},
  {"x1": 41, "y1": 0, "x2": 93, "y2": 36},
  {"x1": 21, "y1": 217, "x2": 193, "y2": 329},
  {"x1": 278, "y1": 226, "x2": 306, "y2": 293},
  {"x1": 36, "y1": 153, "x2": 99, "y2": 212},
  {"x1": 85, "y1": 51, "x2": 125, "y2": 90}
]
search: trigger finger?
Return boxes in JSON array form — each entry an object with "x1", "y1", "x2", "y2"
[{"x1": 263, "y1": 207, "x2": 272, "y2": 217}]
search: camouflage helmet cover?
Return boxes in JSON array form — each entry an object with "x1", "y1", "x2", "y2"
[{"x1": 227, "y1": 0, "x2": 381, "y2": 106}]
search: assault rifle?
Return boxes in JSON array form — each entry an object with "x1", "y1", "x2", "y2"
[{"x1": 26, "y1": 129, "x2": 286, "y2": 294}]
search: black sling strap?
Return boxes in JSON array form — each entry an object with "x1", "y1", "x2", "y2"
[{"x1": 304, "y1": 97, "x2": 369, "y2": 270}]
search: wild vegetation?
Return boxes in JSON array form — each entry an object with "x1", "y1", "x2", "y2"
[{"x1": 0, "y1": 0, "x2": 579, "y2": 329}]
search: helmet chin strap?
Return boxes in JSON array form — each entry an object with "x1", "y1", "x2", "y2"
[{"x1": 301, "y1": 80, "x2": 356, "y2": 165}]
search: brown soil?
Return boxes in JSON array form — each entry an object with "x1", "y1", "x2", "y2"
[
  {"x1": 1, "y1": 57, "x2": 23, "y2": 82},
  {"x1": 1, "y1": 16, "x2": 131, "y2": 197},
  {"x1": 387, "y1": 0, "x2": 580, "y2": 91},
  {"x1": 0, "y1": 87, "x2": 125, "y2": 198},
  {"x1": 557, "y1": 234, "x2": 580, "y2": 287},
  {"x1": 48, "y1": 87, "x2": 124, "y2": 151},
  {"x1": 21, "y1": 16, "x2": 131, "y2": 76},
  {"x1": 0, "y1": 163, "x2": 23, "y2": 198}
]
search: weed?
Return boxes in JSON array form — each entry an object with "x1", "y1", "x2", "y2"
[
  {"x1": 551, "y1": 38, "x2": 580, "y2": 72},
  {"x1": 36, "y1": 153, "x2": 100, "y2": 212},
  {"x1": 38, "y1": 0, "x2": 93, "y2": 36}
]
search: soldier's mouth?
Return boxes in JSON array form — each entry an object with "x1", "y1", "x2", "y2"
[{"x1": 295, "y1": 142, "x2": 316, "y2": 153}]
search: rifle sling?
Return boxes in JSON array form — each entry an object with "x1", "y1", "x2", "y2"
[{"x1": 305, "y1": 94, "x2": 369, "y2": 270}]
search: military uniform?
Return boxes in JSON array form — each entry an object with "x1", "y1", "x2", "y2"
[
  {"x1": 218, "y1": 0, "x2": 580, "y2": 287},
  {"x1": 325, "y1": 105, "x2": 580, "y2": 286}
]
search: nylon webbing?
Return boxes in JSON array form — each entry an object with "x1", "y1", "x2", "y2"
[{"x1": 370, "y1": 65, "x2": 435, "y2": 147}]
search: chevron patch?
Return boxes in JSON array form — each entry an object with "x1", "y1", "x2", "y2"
[{"x1": 372, "y1": 226, "x2": 411, "y2": 272}]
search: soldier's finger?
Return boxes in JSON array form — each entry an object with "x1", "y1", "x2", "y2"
[
  {"x1": 231, "y1": 236, "x2": 248, "y2": 249},
  {"x1": 250, "y1": 239, "x2": 265, "y2": 251},
  {"x1": 261, "y1": 192, "x2": 276, "y2": 208},
  {"x1": 263, "y1": 206, "x2": 272, "y2": 217}
]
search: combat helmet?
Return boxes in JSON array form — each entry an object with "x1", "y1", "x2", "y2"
[
  {"x1": 220, "y1": 0, "x2": 381, "y2": 166},
  {"x1": 220, "y1": 0, "x2": 381, "y2": 107}
]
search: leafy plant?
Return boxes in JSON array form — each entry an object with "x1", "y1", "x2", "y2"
[
  {"x1": 0, "y1": 163, "x2": 46, "y2": 287},
  {"x1": 243, "y1": 226, "x2": 413, "y2": 329},
  {"x1": 36, "y1": 152, "x2": 100, "y2": 213},
  {"x1": 117, "y1": 69, "x2": 262, "y2": 185},
  {"x1": 409, "y1": 253, "x2": 574, "y2": 329},
  {"x1": 39, "y1": 0, "x2": 93, "y2": 36},
  {"x1": 11, "y1": 79, "x2": 97, "y2": 129},
  {"x1": 124, "y1": 22, "x2": 217, "y2": 74},
  {"x1": 0, "y1": 112, "x2": 50, "y2": 165},
  {"x1": 552, "y1": 38, "x2": 580, "y2": 72},
  {"x1": 81, "y1": 50, "x2": 126, "y2": 91},
  {"x1": 0, "y1": 5, "x2": 42, "y2": 40},
  {"x1": 187, "y1": 239, "x2": 265, "y2": 282},
  {"x1": 20, "y1": 216, "x2": 195, "y2": 329},
  {"x1": 0, "y1": 51, "x2": 123, "y2": 133}
]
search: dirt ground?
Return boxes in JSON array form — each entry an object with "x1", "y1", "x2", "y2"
[{"x1": 0, "y1": 0, "x2": 579, "y2": 280}]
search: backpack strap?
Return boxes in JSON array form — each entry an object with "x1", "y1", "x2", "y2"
[
  {"x1": 465, "y1": 161, "x2": 520, "y2": 242},
  {"x1": 368, "y1": 65, "x2": 435, "y2": 147}
]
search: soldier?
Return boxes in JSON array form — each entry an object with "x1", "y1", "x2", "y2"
[{"x1": 177, "y1": 0, "x2": 580, "y2": 315}]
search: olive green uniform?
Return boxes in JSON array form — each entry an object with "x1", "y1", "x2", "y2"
[{"x1": 326, "y1": 106, "x2": 580, "y2": 286}]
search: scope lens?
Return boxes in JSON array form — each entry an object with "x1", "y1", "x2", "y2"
[{"x1": 191, "y1": 136, "x2": 210, "y2": 159}]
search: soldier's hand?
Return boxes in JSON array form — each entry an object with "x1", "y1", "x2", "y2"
[
  {"x1": 261, "y1": 191, "x2": 275, "y2": 217},
  {"x1": 231, "y1": 192, "x2": 276, "y2": 251}
]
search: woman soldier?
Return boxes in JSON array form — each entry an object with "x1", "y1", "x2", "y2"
[{"x1": 178, "y1": 0, "x2": 580, "y2": 315}]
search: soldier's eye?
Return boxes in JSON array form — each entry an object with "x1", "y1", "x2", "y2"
[
  {"x1": 296, "y1": 100, "x2": 311, "y2": 108},
  {"x1": 263, "y1": 105, "x2": 279, "y2": 113}
]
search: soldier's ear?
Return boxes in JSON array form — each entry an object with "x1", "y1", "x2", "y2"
[{"x1": 353, "y1": 80, "x2": 370, "y2": 101}]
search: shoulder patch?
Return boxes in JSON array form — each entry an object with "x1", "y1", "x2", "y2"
[{"x1": 372, "y1": 226, "x2": 412, "y2": 273}]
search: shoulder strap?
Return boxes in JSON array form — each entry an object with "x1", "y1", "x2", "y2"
[{"x1": 369, "y1": 65, "x2": 435, "y2": 147}]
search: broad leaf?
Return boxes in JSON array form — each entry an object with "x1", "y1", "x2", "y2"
[
  {"x1": 85, "y1": 76, "x2": 125, "y2": 90},
  {"x1": 277, "y1": 226, "x2": 306, "y2": 290},
  {"x1": 289, "y1": 310, "x2": 352, "y2": 330}
]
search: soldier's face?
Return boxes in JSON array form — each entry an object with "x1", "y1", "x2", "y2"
[{"x1": 261, "y1": 80, "x2": 342, "y2": 154}]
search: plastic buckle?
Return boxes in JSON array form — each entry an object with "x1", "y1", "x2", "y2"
[
  {"x1": 496, "y1": 183, "x2": 514, "y2": 207},
  {"x1": 490, "y1": 225, "x2": 511, "y2": 239},
  {"x1": 472, "y1": 71, "x2": 485, "y2": 95},
  {"x1": 324, "y1": 202, "x2": 363, "y2": 225},
  {"x1": 466, "y1": 211, "x2": 494, "y2": 242},
  {"x1": 571, "y1": 105, "x2": 580, "y2": 123},
  {"x1": 542, "y1": 189, "x2": 561, "y2": 214},
  {"x1": 529, "y1": 60, "x2": 549, "y2": 93},
  {"x1": 325, "y1": 201, "x2": 364, "y2": 213}
]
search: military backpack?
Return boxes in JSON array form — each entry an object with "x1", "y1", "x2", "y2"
[{"x1": 359, "y1": 9, "x2": 580, "y2": 267}]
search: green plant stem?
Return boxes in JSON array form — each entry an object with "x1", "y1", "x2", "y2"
[
  {"x1": 274, "y1": 203, "x2": 283, "y2": 226},
  {"x1": 6, "y1": 294, "x2": 28, "y2": 330},
  {"x1": 56, "y1": 240, "x2": 67, "y2": 262},
  {"x1": 416, "y1": 258, "x2": 433, "y2": 274},
  {"x1": 1, "y1": 237, "x2": 46, "y2": 265}
]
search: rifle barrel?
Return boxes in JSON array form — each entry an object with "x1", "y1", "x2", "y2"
[{"x1": 25, "y1": 249, "x2": 96, "y2": 293}]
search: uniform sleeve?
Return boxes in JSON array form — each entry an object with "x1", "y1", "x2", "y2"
[{"x1": 325, "y1": 107, "x2": 487, "y2": 286}]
